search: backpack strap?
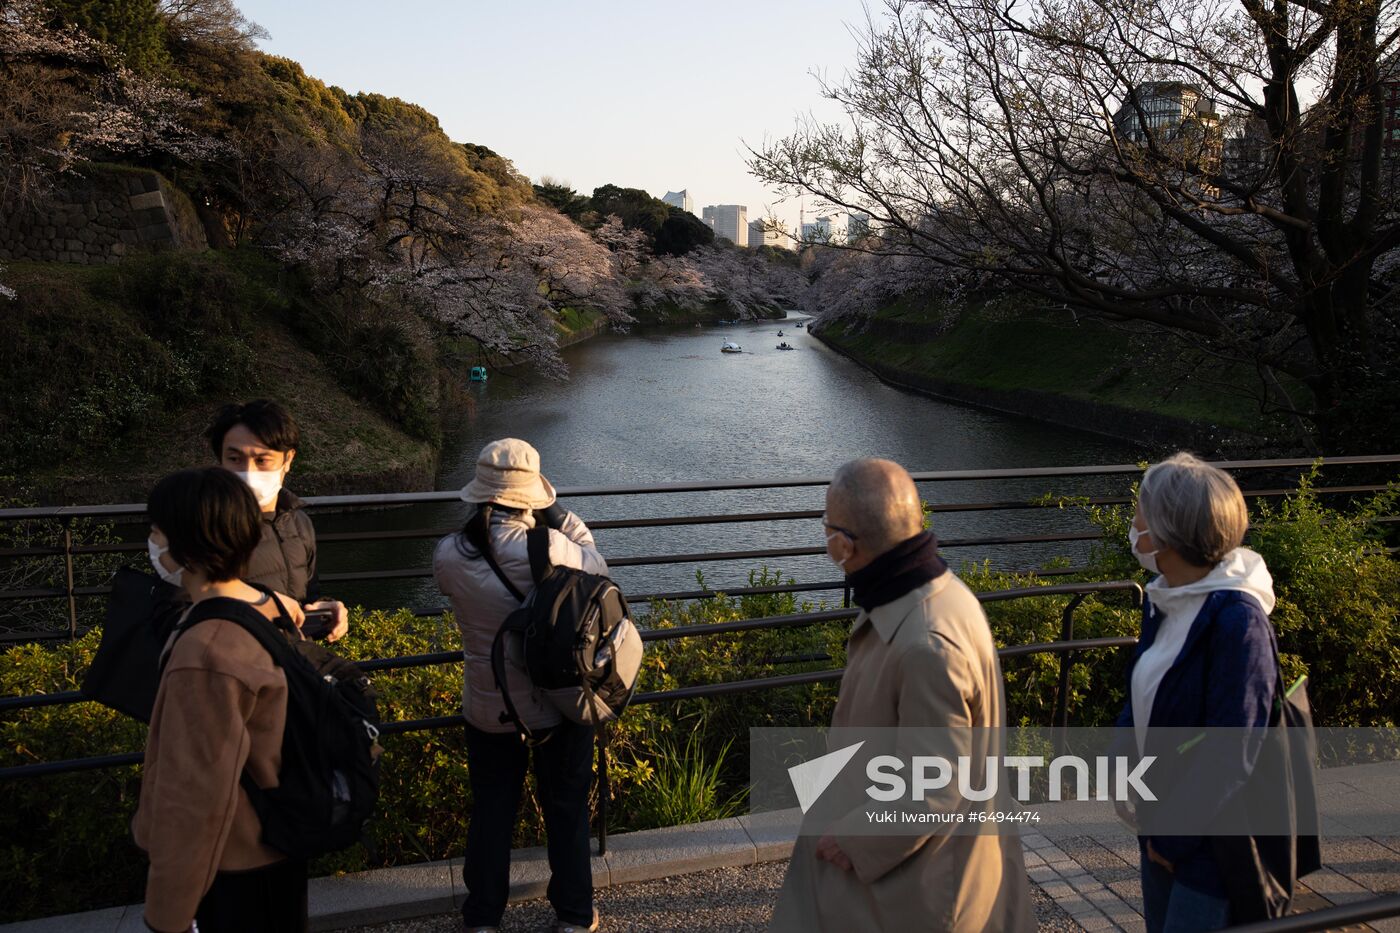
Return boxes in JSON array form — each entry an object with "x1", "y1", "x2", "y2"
[
  {"x1": 526, "y1": 526, "x2": 552, "y2": 585},
  {"x1": 479, "y1": 543, "x2": 527, "y2": 603},
  {"x1": 490, "y1": 620, "x2": 541, "y2": 744},
  {"x1": 165, "y1": 590, "x2": 298, "y2": 671},
  {"x1": 160, "y1": 590, "x2": 301, "y2": 801}
]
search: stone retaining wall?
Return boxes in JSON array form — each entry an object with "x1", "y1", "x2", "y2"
[{"x1": 0, "y1": 167, "x2": 207, "y2": 265}]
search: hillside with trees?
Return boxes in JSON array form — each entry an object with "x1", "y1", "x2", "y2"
[{"x1": 0, "y1": 0, "x2": 803, "y2": 496}]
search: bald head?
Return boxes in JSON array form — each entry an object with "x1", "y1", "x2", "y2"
[{"x1": 826, "y1": 458, "x2": 924, "y2": 557}]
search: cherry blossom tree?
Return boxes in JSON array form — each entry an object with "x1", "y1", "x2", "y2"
[
  {"x1": 261, "y1": 117, "x2": 637, "y2": 376},
  {"x1": 1, "y1": 0, "x2": 221, "y2": 206},
  {"x1": 751, "y1": 0, "x2": 1400, "y2": 445}
]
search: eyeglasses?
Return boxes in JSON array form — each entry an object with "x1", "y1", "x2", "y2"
[{"x1": 821, "y1": 514, "x2": 859, "y2": 541}]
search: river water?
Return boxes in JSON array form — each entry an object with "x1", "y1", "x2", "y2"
[{"x1": 316, "y1": 315, "x2": 1138, "y2": 615}]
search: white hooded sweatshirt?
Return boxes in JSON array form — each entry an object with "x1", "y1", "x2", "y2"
[{"x1": 1131, "y1": 547, "x2": 1277, "y2": 754}]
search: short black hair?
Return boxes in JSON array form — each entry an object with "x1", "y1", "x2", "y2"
[
  {"x1": 205, "y1": 399, "x2": 301, "y2": 459},
  {"x1": 148, "y1": 468, "x2": 262, "y2": 583}
]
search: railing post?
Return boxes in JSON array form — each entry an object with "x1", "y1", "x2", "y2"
[
  {"x1": 1052, "y1": 593, "x2": 1089, "y2": 731},
  {"x1": 61, "y1": 520, "x2": 77, "y2": 641}
]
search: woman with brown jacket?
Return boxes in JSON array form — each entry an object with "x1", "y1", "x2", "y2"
[{"x1": 133, "y1": 467, "x2": 308, "y2": 933}]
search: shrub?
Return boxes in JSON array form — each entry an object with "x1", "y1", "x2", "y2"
[
  {"x1": 284, "y1": 293, "x2": 440, "y2": 444},
  {"x1": 0, "y1": 632, "x2": 148, "y2": 921},
  {"x1": 619, "y1": 732, "x2": 745, "y2": 831},
  {"x1": 1247, "y1": 473, "x2": 1400, "y2": 726},
  {"x1": 959, "y1": 562, "x2": 1140, "y2": 728}
]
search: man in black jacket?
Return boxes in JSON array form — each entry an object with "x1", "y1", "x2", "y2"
[{"x1": 153, "y1": 400, "x2": 347, "y2": 641}]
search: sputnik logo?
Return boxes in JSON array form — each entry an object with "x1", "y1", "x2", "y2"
[{"x1": 787, "y1": 741, "x2": 865, "y2": 813}]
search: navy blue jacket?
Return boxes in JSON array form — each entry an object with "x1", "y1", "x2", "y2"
[{"x1": 1114, "y1": 589, "x2": 1278, "y2": 895}]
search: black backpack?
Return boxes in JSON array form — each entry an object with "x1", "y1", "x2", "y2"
[
  {"x1": 482, "y1": 526, "x2": 644, "y2": 742},
  {"x1": 169, "y1": 591, "x2": 382, "y2": 859}
]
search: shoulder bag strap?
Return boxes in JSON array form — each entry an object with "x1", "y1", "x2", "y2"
[
  {"x1": 478, "y1": 529, "x2": 526, "y2": 602},
  {"x1": 526, "y1": 526, "x2": 552, "y2": 586},
  {"x1": 490, "y1": 622, "x2": 538, "y2": 744}
]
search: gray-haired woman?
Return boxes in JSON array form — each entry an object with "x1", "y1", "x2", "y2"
[{"x1": 1114, "y1": 452, "x2": 1281, "y2": 932}]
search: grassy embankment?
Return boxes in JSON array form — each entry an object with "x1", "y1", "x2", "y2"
[
  {"x1": 1, "y1": 255, "x2": 736, "y2": 504},
  {"x1": 2, "y1": 250, "x2": 438, "y2": 504},
  {"x1": 819, "y1": 296, "x2": 1310, "y2": 445}
]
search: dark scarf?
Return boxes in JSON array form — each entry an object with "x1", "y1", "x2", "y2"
[{"x1": 846, "y1": 530, "x2": 949, "y2": 612}]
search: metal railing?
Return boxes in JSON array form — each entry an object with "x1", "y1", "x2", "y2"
[
  {"x1": 0, "y1": 579, "x2": 1145, "y2": 780},
  {"x1": 1, "y1": 454, "x2": 1397, "y2": 640}
]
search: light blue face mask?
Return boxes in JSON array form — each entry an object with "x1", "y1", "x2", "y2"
[
  {"x1": 147, "y1": 537, "x2": 185, "y2": 587},
  {"x1": 1128, "y1": 525, "x2": 1160, "y2": 574}
]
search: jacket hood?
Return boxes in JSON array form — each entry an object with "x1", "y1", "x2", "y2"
[{"x1": 1146, "y1": 546, "x2": 1276, "y2": 615}]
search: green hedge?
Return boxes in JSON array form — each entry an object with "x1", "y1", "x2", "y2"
[{"x1": 1, "y1": 477, "x2": 1396, "y2": 920}]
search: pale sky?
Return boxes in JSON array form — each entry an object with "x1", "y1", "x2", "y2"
[{"x1": 234, "y1": 0, "x2": 873, "y2": 233}]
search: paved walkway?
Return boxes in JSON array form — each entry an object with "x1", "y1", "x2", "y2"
[
  {"x1": 341, "y1": 862, "x2": 1082, "y2": 933},
  {"x1": 1020, "y1": 758, "x2": 1400, "y2": 932},
  {"x1": 343, "y1": 824, "x2": 1400, "y2": 933},
  {"x1": 343, "y1": 759, "x2": 1400, "y2": 933},
  {"x1": 7, "y1": 762, "x2": 1397, "y2": 933}
]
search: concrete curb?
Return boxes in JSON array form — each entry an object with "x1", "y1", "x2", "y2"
[{"x1": 0, "y1": 811, "x2": 802, "y2": 933}]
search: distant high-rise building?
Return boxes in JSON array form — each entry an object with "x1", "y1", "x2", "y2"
[
  {"x1": 662, "y1": 189, "x2": 695, "y2": 214},
  {"x1": 800, "y1": 214, "x2": 846, "y2": 245},
  {"x1": 847, "y1": 211, "x2": 871, "y2": 241},
  {"x1": 1111, "y1": 82, "x2": 1222, "y2": 173},
  {"x1": 1112, "y1": 82, "x2": 1219, "y2": 142},
  {"x1": 702, "y1": 204, "x2": 748, "y2": 245},
  {"x1": 1222, "y1": 114, "x2": 1271, "y2": 183},
  {"x1": 747, "y1": 218, "x2": 786, "y2": 249}
]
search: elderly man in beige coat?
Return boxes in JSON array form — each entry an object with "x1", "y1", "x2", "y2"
[{"x1": 770, "y1": 458, "x2": 1033, "y2": 933}]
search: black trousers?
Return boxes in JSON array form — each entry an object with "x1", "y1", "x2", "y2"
[
  {"x1": 194, "y1": 857, "x2": 307, "y2": 933},
  {"x1": 461, "y1": 720, "x2": 596, "y2": 927}
]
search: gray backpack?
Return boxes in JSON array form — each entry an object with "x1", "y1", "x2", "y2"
[{"x1": 482, "y1": 526, "x2": 644, "y2": 741}]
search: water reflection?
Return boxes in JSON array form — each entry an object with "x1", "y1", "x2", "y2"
[{"x1": 314, "y1": 315, "x2": 1139, "y2": 615}]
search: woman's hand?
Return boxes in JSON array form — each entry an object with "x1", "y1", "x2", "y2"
[{"x1": 535, "y1": 503, "x2": 569, "y2": 530}]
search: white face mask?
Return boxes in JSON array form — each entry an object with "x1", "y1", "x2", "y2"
[
  {"x1": 825, "y1": 531, "x2": 851, "y2": 571},
  {"x1": 147, "y1": 537, "x2": 185, "y2": 587},
  {"x1": 1128, "y1": 525, "x2": 1160, "y2": 575},
  {"x1": 232, "y1": 469, "x2": 283, "y2": 509}
]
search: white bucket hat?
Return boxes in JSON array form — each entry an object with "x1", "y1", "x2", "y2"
[{"x1": 459, "y1": 438, "x2": 557, "y2": 510}]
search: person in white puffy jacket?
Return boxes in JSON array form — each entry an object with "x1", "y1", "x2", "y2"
[{"x1": 433, "y1": 438, "x2": 605, "y2": 933}]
